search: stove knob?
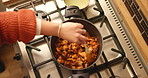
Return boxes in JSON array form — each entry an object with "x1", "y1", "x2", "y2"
[
  {"x1": 47, "y1": 74, "x2": 50, "y2": 78},
  {"x1": 13, "y1": 53, "x2": 21, "y2": 61},
  {"x1": 0, "y1": 61, "x2": 5, "y2": 73}
]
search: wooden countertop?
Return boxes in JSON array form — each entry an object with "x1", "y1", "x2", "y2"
[{"x1": 112, "y1": 0, "x2": 148, "y2": 65}]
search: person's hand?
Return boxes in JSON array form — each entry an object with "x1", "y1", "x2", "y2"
[{"x1": 59, "y1": 22, "x2": 87, "y2": 44}]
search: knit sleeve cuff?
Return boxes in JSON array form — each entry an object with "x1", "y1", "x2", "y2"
[{"x1": 18, "y1": 9, "x2": 36, "y2": 43}]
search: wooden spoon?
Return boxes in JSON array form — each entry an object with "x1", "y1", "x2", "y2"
[{"x1": 84, "y1": 43, "x2": 95, "y2": 64}]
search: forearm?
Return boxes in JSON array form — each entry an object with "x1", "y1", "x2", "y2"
[{"x1": 41, "y1": 20, "x2": 60, "y2": 36}]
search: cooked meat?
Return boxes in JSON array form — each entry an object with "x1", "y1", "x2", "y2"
[{"x1": 54, "y1": 32, "x2": 99, "y2": 69}]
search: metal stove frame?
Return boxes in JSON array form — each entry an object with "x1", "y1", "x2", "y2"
[{"x1": 12, "y1": 0, "x2": 148, "y2": 78}]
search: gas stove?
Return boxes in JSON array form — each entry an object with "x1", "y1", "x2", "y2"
[{"x1": 7, "y1": 0, "x2": 148, "y2": 78}]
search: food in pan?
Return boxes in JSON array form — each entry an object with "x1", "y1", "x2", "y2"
[{"x1": 54, "y1": 33, "x2": 99, "y2": 69}]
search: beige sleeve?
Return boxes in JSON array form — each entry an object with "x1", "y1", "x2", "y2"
[{"x1": 36, "y1": 18, "x2": 41, "y2": 35}]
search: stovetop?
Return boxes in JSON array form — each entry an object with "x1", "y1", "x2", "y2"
[{"x1": 9, "y1": 0, "x2": 148, "y2": 78}]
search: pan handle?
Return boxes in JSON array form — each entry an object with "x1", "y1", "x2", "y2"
[
  {"x1": 65, "y1": 6, "x2": 83, "y2": 18},
  {"x1": 71, "y1": 72, "x2": 89, "y2": 78}
]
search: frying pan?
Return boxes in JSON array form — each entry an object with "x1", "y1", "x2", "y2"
[{"x1": 49, "y1": 6, "x2": 103, "y2": 78}]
